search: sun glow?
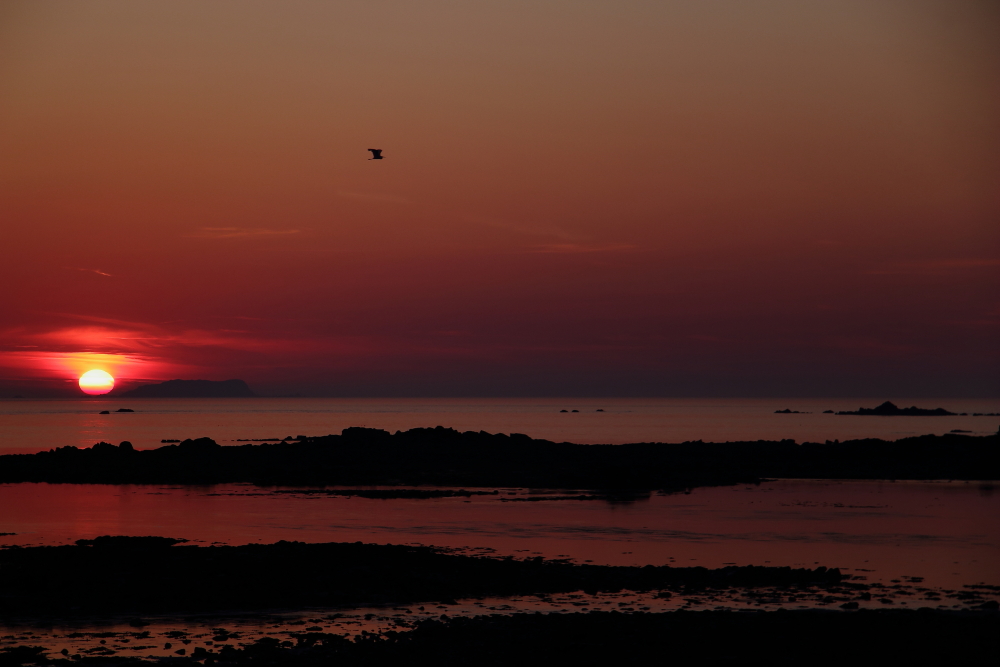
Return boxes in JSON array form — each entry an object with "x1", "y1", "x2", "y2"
[{"x1": 79, "y1": 369, "x2": 115, "y2": 395}]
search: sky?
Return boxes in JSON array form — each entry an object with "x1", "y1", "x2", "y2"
[{"x1": 0, "y1": 0, "x2": 997, "y2": 398}]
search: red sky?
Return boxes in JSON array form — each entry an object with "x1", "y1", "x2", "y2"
[{"x1": 1, "y1": 0, "x2": 997, "y2": 397}]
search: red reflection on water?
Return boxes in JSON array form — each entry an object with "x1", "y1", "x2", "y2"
[{"x1": 0, "y1": 480, "x2": 996, "y2": 589}]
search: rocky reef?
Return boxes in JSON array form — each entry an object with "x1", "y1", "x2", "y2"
[
  {"x1": 837, "y1": 401, "x2": 956, "y2": 416},
  {"x1": 0, "y1": 427, "x2": 997, "y2": 488},
  {"x1": 1, "y1": 609, "x2": 996, "y2": 665}
]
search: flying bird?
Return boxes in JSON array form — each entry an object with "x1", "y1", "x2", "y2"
[{"x1": 368, "y1": 149, "x2": 383, "y2": 160}]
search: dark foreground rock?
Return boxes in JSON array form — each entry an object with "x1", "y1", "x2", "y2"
[
  {"x1": 2, "y1": 610, "x2": 996, "y2": 666},
  {"x1": 0, "y1": 538, "x2": 841, "y2": 617},
  {"x1": 0, "y1": 427, "x2": 997, "y2": 488},
  {"x1": 117, "y1": 380, "x2": 254, "y2": 399}
]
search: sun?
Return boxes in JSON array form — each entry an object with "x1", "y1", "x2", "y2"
[{"x1": 79, "y1": 369, "x2": 115, "y2": 395}]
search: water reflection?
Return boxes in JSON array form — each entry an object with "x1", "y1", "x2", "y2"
[{"x1": 1, "y1": 479, "x2": 996, "y2": 588}]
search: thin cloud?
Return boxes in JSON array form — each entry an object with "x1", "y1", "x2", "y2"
[
  {"x1": 337, "y1": 190, "x2": 411, "y2": 204},
  {"x1": 43, "y1": 313, "x2": 163, "y2": 330},
  {"x1": 188, "y1": 227, "x2": 301, "y2": 239},
  {"x1": 866, "y1": 258, "x2": 1000, "y2": 275},
  {"x1": 469, "y1": 216, "x2": 581, "y2": 242},
  {"x1": 66, "y1": 267, "x2": 113, "y2": 277},
  {"x1": 526, "y1": 243, "x2": 638, "y2": 254}
]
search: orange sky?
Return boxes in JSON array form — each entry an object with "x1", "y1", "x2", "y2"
[{"x1": 1, "y1": 0, "x2": 997, "y2": 397}]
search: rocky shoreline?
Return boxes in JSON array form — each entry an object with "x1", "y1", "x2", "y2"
[
  {"x1": 1, "y1": 427, "x2": 996, "y2": 488},
  {"x1": 2, "y1": 610, "x2": 996, "y2": 666}
]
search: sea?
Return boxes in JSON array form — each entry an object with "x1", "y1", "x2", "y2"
[
  {"x1": 0, "y1": 397, "x2": 997, "y2": 651},
  {"x1": 0, "y1": 396, "x2": 997, "y2": 454}
]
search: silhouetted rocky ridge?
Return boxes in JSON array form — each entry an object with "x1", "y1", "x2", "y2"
[
  {"x1": 117, "y1": 380, "x2": 254, "y2": 399},
  {"x1": 0, "y1": 537, "x2": 842, "y2": 617},
  {"x1": 0, "y1": 427, "x2": 996, "y2": 488},
  {"x1": 837, "y1": 401, "x2": 956, "y2": 416}
]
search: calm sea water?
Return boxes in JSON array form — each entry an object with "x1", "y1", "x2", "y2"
[
  {"x1": 0, "y1": 397, "x2": 997, "y2": 453},
  {"x1": 4, "y1": 481, "x2": 996, "y2": 659},
  {"x1": 0, "y1": 480, "x2": 996, "y2": 589},
  {"x1": 2, "y1": 396, "x2": 997, "y2": 633}
]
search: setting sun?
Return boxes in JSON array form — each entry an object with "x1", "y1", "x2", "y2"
[{"x1": 79, "y1": 369, "x2": 115, "y2": 395}]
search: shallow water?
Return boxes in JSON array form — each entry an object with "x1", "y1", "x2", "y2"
[
  {"x1": 2, "y1": 398, "x2": 996, "y2": 656},
  {"x1": 2, "y1": 478, "x2": 997, "y2": 658},
  {"x1": 1, "y1": 479, "x2": 996, "y2": 589},
  {"x1": 0, "y1": 397, "x2": 997, "y2": 454}
]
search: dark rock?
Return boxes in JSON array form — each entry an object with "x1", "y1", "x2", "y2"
[
  {"x1": 0, "y1": 539, "x2": 842, "y2": 616},
  {"x1": 98, "y1": 410, "x2": 110, "y2": 414},
  {"x1": 177, "y1": 437, "x2": 221, "y2": 452},
  {"x1": 1, "y1": 428, "x2": 997, "y2": 487},
  {"x1": 115, "y1": 408, "x2": 134, "y2": 413},
  {"x1": 74, "y1": 535, "x2": 188, "y2": 548},
  {"x1": 837, "y1": 401, "x2": 957, "y2": 416},
  {"x1": 14, "y1": 610, "x2": 987, "y2": 665}
]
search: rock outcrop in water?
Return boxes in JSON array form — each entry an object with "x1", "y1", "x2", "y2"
[
  {"x1": 0, "y1": 427, "x2": 996, "y2": 488},
  {"x1": 117, "y1": 379, "x2": 254, "y2": 398},
  {"x1": 837, "y1": 401, "x2": 957, "y2": 416}
]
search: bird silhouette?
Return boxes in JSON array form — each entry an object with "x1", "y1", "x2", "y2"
[{"x1": 368, "y1": 149, "x2": 383, "y2": 160}]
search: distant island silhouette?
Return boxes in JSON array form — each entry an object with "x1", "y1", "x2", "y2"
[
  {"x1": 837, "y1": 401, "x2": 956, "y2": 416},
  {"x1": 118, "y1": 379, "x2": 255, "y2": 398},
  {"x1": 1, "y1": 426, "x2": 996, "y2": 488}
]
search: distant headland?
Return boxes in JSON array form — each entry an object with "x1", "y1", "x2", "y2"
[
  {"x1": 117, "y1": 379, "x2": 255, "y2": 398},
  {"x1": 837, "y1": 401, "x2": 956, "y2": 416}
]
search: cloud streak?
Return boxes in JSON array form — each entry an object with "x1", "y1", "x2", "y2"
[
  {"x1": 526, "y1": 243, "x2": 638, "y2": 254},
  {"x1": 188, "y1": 227, "x2": 301, "y2": 239},
  {"x1": 336, "y1": 191, "x2": 411, "y2": 204},
  {"x1": 468, "y1": 216, "x2": 582, "y2": 242},
  {"x1": 66, "y1": 267, "x2": 113, "y2": 277},
  {"x1": 866, "y1": 258, "x2": 1000, "y2": 275}
]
